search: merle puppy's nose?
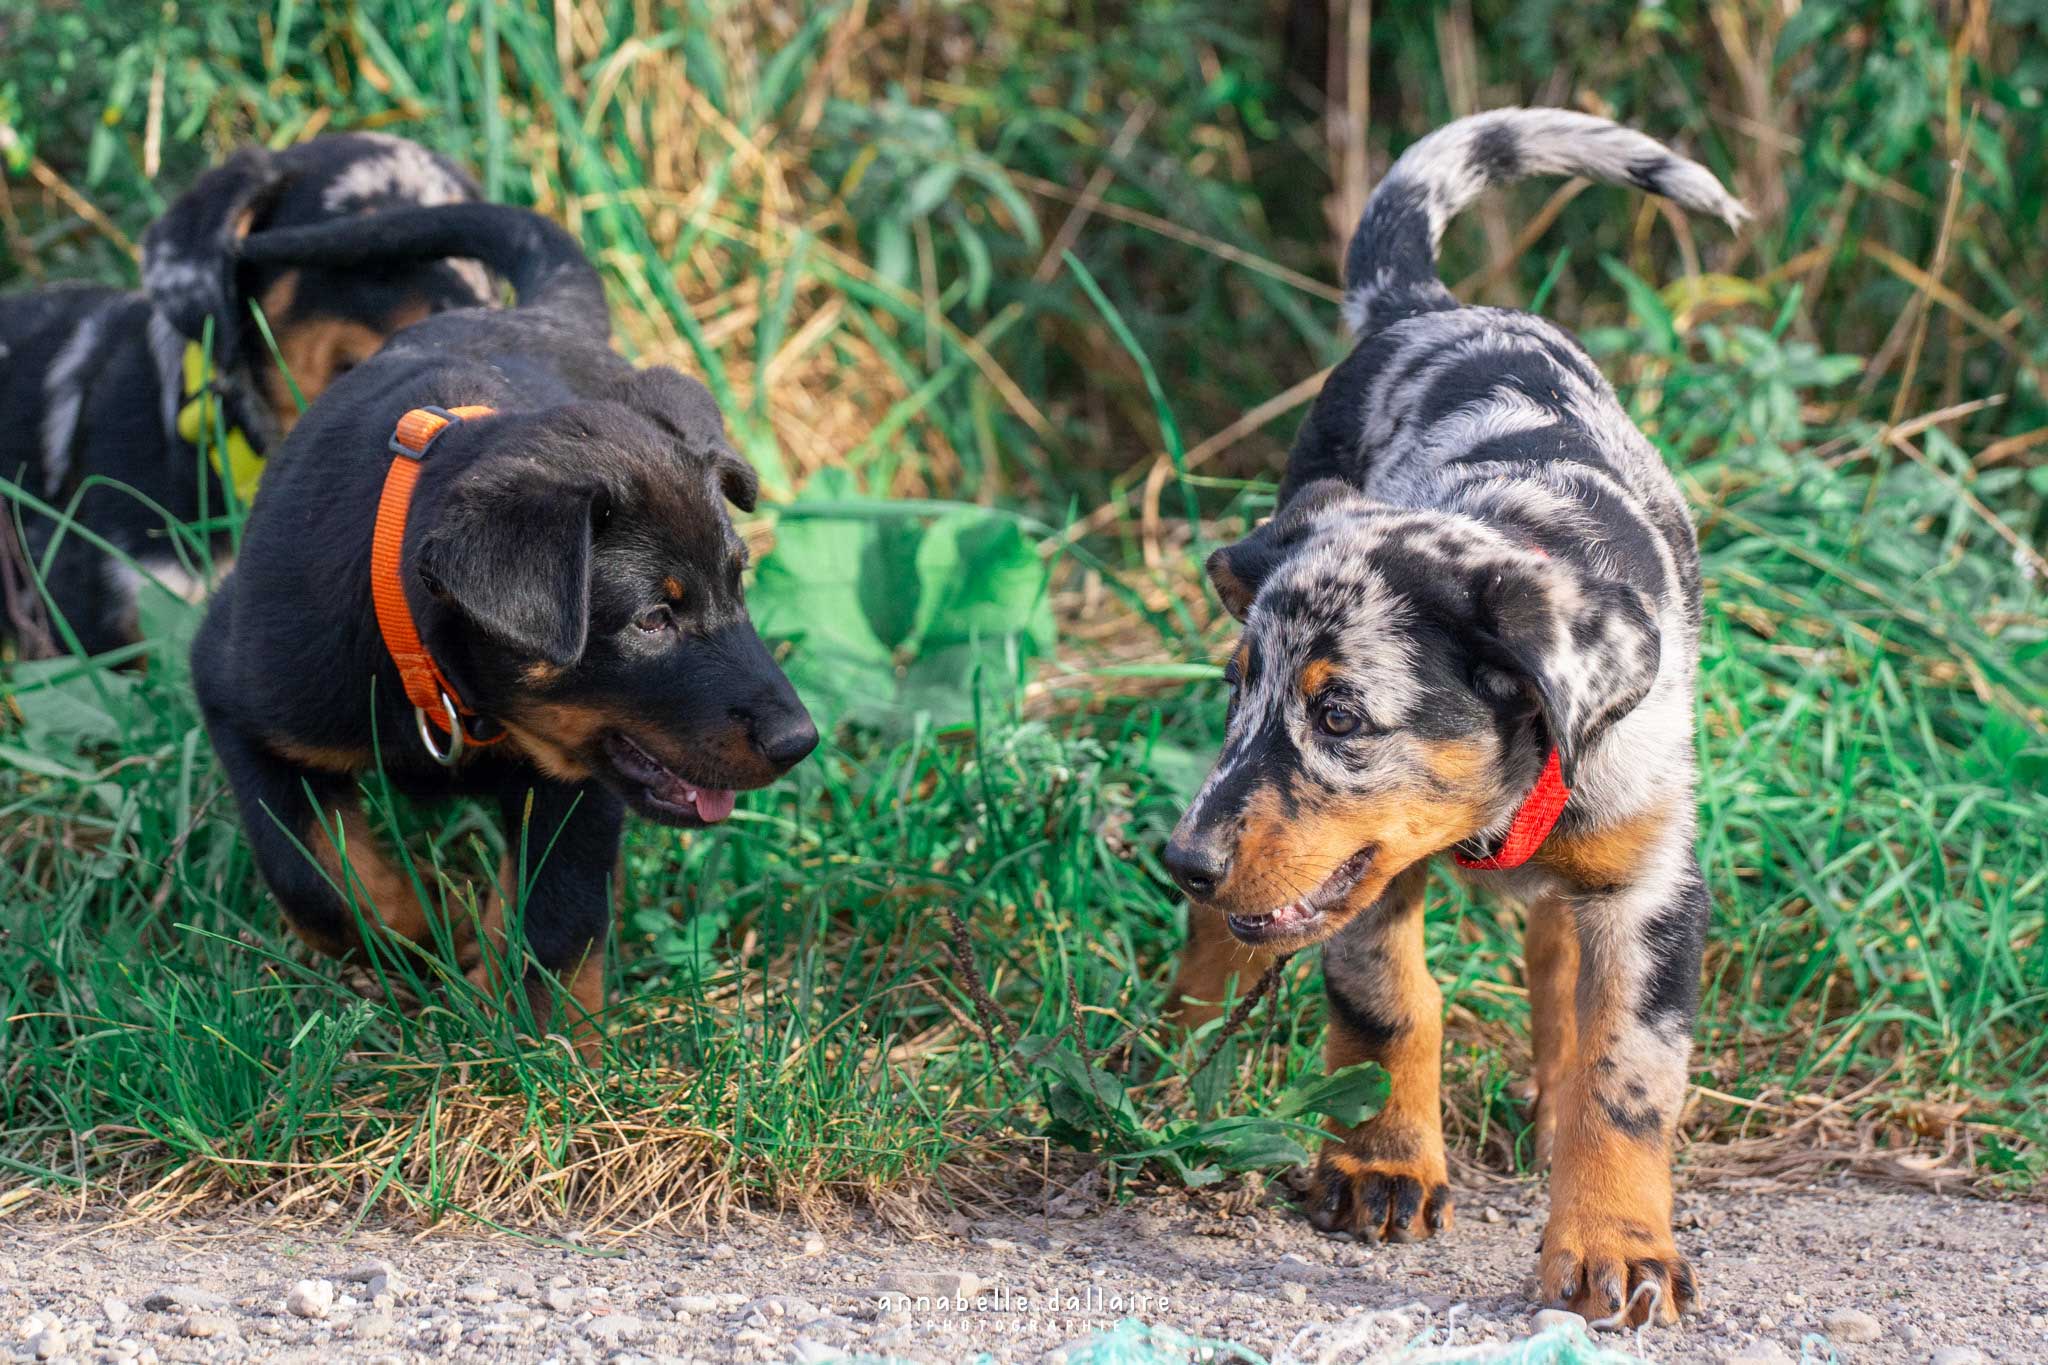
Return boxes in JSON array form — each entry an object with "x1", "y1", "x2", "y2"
[
  {"x1": 751, "y1": 706, "x2": 819, "y2": 769},
  {"x1": 1163, "y1": 836, "x2": 1230, "y2": 901}
]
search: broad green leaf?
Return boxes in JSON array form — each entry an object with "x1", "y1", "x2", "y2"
[{"x1": 1273, "y1": 1060, "x2": 1390, "y2": 1127}]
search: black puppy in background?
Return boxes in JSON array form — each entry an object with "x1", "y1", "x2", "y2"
[
  {"x1": 193, "y1": 203, "x2": 817, "y2": 1047},
  {"x1": 0, "y1": 133, "x2": 492, "y2": 654}
]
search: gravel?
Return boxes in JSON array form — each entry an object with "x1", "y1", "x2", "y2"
[{"x1": 0, "y1": 1182, "x2": 2038, "y2": 1363}]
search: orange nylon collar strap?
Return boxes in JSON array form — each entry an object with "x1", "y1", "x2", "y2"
[
  {"x1": 372, "y1": 404, "x2": 504, "y2": 765},
  {"x1": 1453, "y1": 535, "x2": 1569, "y2": 871},
  {"x1": 1452, "y1": 746, "x2": 1569, "y2": 871}
]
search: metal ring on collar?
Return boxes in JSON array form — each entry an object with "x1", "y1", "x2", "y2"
[{"x1": 415, "y1": 691, "x2": 465, "y2": 767}]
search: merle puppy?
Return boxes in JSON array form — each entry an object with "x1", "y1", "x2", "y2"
[
  {"x1": 1162, "y1": 110, "x2": 1746, "y2": 1326},
  {"x1": 1, "y1": 133, "x2": 492, "y2": 653},
  {"x1": 192, "y1": 203, "x2": 816, "y2": 1045}
]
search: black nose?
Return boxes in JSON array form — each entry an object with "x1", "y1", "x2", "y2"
[
  {"x1": 1163, "y1": 836, "x2": 1229, "y2": 901},
  {"x1": 752, "y1": 708, "x2": 819, "y2": 769}
]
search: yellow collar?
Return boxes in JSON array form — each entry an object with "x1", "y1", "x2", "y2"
[{"x1": 174, "y1": 340, "x2": 265, "y2": 507}]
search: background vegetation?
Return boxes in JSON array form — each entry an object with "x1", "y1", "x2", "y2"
[{"x1": 1, "y1": 0, "x2": 2043, "y2": 1224}]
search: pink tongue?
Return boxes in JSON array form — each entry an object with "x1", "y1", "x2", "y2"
[{"x1": 692, "y1": 788, "x2": 737, "y2": 822}]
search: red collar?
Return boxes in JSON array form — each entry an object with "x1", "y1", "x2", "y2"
[
  {"x1": 372, "y1": 405, "x2": 506, "y2": 765},
  {"x1": 1453, "y1": 534, "x2": 1569, "y2": 870},
  {"x1": 1452, "y1": 746, "x2": 1569, "y2": 870}
]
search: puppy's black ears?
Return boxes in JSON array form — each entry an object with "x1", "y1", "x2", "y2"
[
  {"x1": 140, "y1": 147, "x2": 288, "y2": 358},
  {"x1": 713, "y1": 448, "x2": 758, "y2": 512},
  {"x1": 1205, "y1": 478, "x2": 1360, "y2": 620},
  {"x1": 618, "y1": 366, "x2": 756, "y2": 511},
  {"x1": 422, "y1": 472, "x2": 600, "y2": 669},
  {"x1": 1477, "y1": 564, "x2": 1662, "y2": 786}
]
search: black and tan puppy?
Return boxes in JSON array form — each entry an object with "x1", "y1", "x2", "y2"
[
  {"x1": 1163, "y1": 111, "x2": 1746, "y2": 1326},
  {"x1": 192, "y1": 203, "x2": 816, "y2": 1043},
  {"x1": 1, "y1": 133, "x2": 492, "y2": 653}
]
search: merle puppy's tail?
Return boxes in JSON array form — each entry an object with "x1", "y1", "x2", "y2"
[
  {"x1": 1344, "y1": 108, "x2": 1748, "y2": 334},
  {"x1": 237, "y1": 203, "x2": 610, "y2": 340}
]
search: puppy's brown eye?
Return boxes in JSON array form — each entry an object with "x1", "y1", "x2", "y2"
[
  {"x1": 1317, "y1": 702, "x2": 1361, "y2": 737},
  {"x1": 633, "y1": 606, "x2": 675, "y2": 635}
]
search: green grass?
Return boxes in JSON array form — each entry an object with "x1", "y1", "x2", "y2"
[{"x1": 2, "y1": 0, "x2": 2045, "y2": 1221}]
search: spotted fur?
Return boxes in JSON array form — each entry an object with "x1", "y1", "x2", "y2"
[
  {"x1": 0, "y1": 133, "x2": 495, "y2": 655},
  {"x1": 1165, "y1": 109, "x2": 1742, "y2": 1328}
]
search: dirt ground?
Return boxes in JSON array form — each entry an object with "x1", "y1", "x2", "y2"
[{"x1": 2, "y1": 1178, "x2": 2041, "y2": 1365}]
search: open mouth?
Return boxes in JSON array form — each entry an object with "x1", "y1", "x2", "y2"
[
  {"x1": 1227, "y1": 845, "x2": 1377, "y2": 944},
  {"x1": 601, "y1": 731, "x2": 736, "y2": 826}
]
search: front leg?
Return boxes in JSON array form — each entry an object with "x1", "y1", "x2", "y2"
[
  {"x1": 1306, "y1": 865, "x2": 1452, "y2": 1243},
  {"x1": 1541, "y1": 856, "x2": 1708, "y2": 1326},
  {"x1": 474, "y1": 777, "x2": 626, "y2": 1054}
]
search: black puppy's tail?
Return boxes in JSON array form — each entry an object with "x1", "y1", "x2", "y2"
[
  {"x1": 1343, "y1": 108, "x2": 1748, "y2": 334},
  {"x1": 237, "y1": 203, "x2": 610, "y2": 340}
]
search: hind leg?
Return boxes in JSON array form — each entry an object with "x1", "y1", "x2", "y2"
[
  {"x1": 203, "y1": 719, "x2": 434, "y2": 965},
  {"x1": 1525, "y1": 894, "x2": 1579, "y2": 1168}
]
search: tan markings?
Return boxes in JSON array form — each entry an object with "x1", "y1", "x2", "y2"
[
  {"x1": 521, "y1": 660, "x2": 564, "y2": 686},
  {"x1": 1299, "y1": 658, "x2": 1336, "y2": 697},
  {"x1": 1225, "y1": 785, "x2": 1485, "y2": 941},
  {"x1": 497, "y1": 701, "x2": 615, "y2": 783},
  {"x1": 1537, "y1": 920, "x2": 1693, "y2": 1324},
  {"x1": 1313, "y1": 866, "x2": 1453, "y2": 1241},
  {"x1": 662, "y1": 576, "x2": 684, "y2": 601},
  {"x1": 1420, "y1": 738, "x2": 1493, "y2": 789},
  {"x1": 266, "y1": 735, "x2": 370, "y2": 776},
  {"x1": 1540, "y1": 1092, "x2": 1685, "y2": 1324},
  {"x1": 464, "y1": 852, "x2": 605, "y2": 1061},
  {"x1": 1524, "y1": 895, "x2": 1579, "y2": 1168},
  {"x1": 1539, "y1": 805, "x2": 1675, "y2": 890},
  {"x1": 259, "y1": 286, "x2": 430, "y2": 432},
  {"x1": 1229, "y1": 641, "x2": 1249, "y2": 679},
  {"x1": 1324, "y1": 868, "x2": 1440, "y2": 1146},
  {"x1": 1167, "y1": 909, "x2": 1278, "y2": 1028},
  {"x1": 310, "y1": 802, "x2": 431, "y2": 947},
  {"x1": 1209, "y1": 556, "x2": 1252, "y2": 617}
]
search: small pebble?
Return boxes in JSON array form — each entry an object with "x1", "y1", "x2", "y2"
[
  {"x1": 103, "y1": 1297, "x2": 131, "y2": 1327},
  {"x1": 542, "y1": 1288, "x2": 576, "y2": 1313},
  {"x1": 791, "y1": 1339, "x2": 838, "y2": 1365},
  {"x1": 801, "y1": 1236, "x2": 827, "y2": 1257},
  {"x1": 1930, "y1": 1348, "x2": 1988, "y2": 1365},
  {"x1": 27, "y1": 1329, "x2": 64, "y2": 1361},
  {"x1": 354, "y1": 1313, "x2": 394, "y2": 1340},
  {"x1": 286, "y1": 1278, "x2": 335, "y2": 1319},
  {"x1": 341, "y1": 1262, "x2": 394, "y2": 1284},
  {"x1": 143, "y1": 1287, "x2": 226, "y2": 1313},
  {"x1": 177, "y1": 1313, "x2": 233, "y2": 1339},
  {"x1": 1481, "y1": 1206, "x2": 1504, "y2": 1224},
  {"x1": 1533, "y1": 1308, "x2": 1585, "y2": 1333},
  {"x1": 1823, "y1": 1307, "x2": 1883, "y2": 1344},
  {"x1": 456, "y1": 1283, "x2": 498, "y2": 1305},
  {"x1": 1279, "y1": 1283, "x2": 1308, "y2": 1306}
]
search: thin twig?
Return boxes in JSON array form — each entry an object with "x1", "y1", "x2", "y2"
[
  {"x1": 940, "y1": 904, "x2": 1017, "y2": 1049},
  {"x1": 1184, "y1": 954, "x2": 1295, "y2": 1084}
]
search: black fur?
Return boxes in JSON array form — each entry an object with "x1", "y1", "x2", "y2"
[
  {"x1": 191, "y1": 202, "x2": 816, "y2": 1032},
  {"x1": 1, "y1": 133, "x2": 492, "y2": 654}
]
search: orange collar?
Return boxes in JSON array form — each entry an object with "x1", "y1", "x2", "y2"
[{"x1": 372, "y1": 405, "x2": 506, "y2": 765}]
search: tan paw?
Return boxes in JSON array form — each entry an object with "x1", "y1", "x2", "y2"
[
  {"x1": 1305, "y1": 1143, "x2": 1452, "y2": 1243},
  {"x1": 1538, "y1": 1216, "x2": 1695, "y2": 1326}
]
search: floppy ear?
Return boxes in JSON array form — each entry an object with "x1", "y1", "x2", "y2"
[
  {"x1": 421, "y1": 475, "x2": 599, "y2": 668},
  {"x1": 618, "y1": 365, "x2": 755, "y2": 510},
  {"x1": 140, "y1": 147, "x2": 288, "y2": 359},
  {"x1": 1205, "y1": 478, "x2": 1360, "y2": 620},
  {"x1": 1476, "y1": 564, "x2": 1662, "y2": 785},
  {"x1": 713, "y1": 448, "x2": 758, "y2": 512}
]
